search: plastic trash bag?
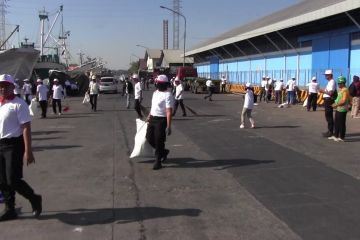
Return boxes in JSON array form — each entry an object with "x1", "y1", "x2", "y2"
[
  {"x1": 130, "y1": 119, "x2": 154, "y2": 158},
  {"x1": 82, "y1": 93, "x2": 90, "y2": 104},
  {"x1": 29, "y1": 98, "x2": 38, "y2": 116},
  {"x1": 62, "y1": 98, "x2": 70, "y2": 112},
  {"x1": 303, "y1": 97, "x2": 308, "y2": 107}
]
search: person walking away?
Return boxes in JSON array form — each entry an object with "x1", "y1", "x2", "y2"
[
  {"x1": 146, "y1": 74, "x2": 173, "y2": 170},
  {"x1": 88, "y1": 75, "x2": 99, "y2": 112},
  {"x1": 0, "y1": 74, "x2": 42, "y2": 221},
  {"x1": 240, "y1": 82, "x2": 255, "y2": 129},
  {"x1": 22, "y1": 79, "x2": 32, "y2": 105},
  {"x1": 260, "y1": 76, "x2": 267, "y2": 102},
  {"x1": 13, "y1": 79, "x2": 21, "y2": 98},
  {"x1": 286, "y1": 77, "x2": 296, "y2": 105},
  {"x1": 123, "y1": 78, "x2": 134, "y2": 109},
  {"x1": 349, "y1": 75, "x2": 360, "y2": 118},
  {"x1": 220, "y1": 75, "x2": 227, "y2": 93},
  {"x1": 52, "y1": 78, "x2": 64, "y2": 116},
  {"x1": 36, "y1": 79, "x2": 49, "y2": 118},
  {"x1": 204, "y1": 77, "x2": 214, "y2": 101},
  {"x1": 306, "y1": 77, "x2": 319, "y2": 111},
  {"x1": 265, "y1": 76, "x2": 271, "y2": 103},
  {"x1": 274, "y1": 79, "x2": 284, "y2": 104},
  {"x1": 133, "y1": 74, "x2": 143, "y2": 119},
  {"x1": 172, "y1": 78, "x2": 187, "y2": 117},
  {"x1": 328, "y1": 76, "x2": 350, "y2": 142},
  {"x1": 319, "y1": 69, "x2": 336, "y2": 137}
]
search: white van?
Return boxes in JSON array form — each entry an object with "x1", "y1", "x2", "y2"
[{"x1": 99, "y1": 77, "x2": 117, "y2": 93}]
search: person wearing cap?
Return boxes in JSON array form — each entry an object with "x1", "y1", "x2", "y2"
[
  {"x1": 328, "y1": 76, "x2": 350, "y2": 142},
  {"x1": 220, "y1": 75, "x2": 227, "y2": 93},
  {"x1": 274, "y1": 79, "x2": 284, "y2": 104},
  {"x1": 36, "y1": 79, "x2": 49, "y2": 118},
  {"x1": 265, "y1": 76, "x2": 272, "y2": 103},
  {"x1": 260, "y1": 76, "x2": 267, "y2": 102},
  {"x1": 51, "y1": 78, "x2": 64, "y2": 116},
  {"x1": 0, "y1": 74, "x2": 42, "y2": 221},
  {"x1": 146, "y1": 74, "x2": 173, "y2": 170},
  {"x1": 204, "y1": 77, "x2": 214, "y2": 101},
  {"x1": 123, "y1": 77, "x2": 134, "y2": 109},
  {"x1": 172, "y1": 77, "x2": 187, "y2": 117},
  {"x1": 88, "y1": 75, "x2": 100, "y2": 112},
  {"x1": 22, "y1": 79, "x2": 32, "y2": 105},
  {"x1": 306, "y1": 77, "x2": 320, "y2": 111},
  {"x1": 349, "y1": 75, "x2": 360, "y2": 118},
  {"x1": 286, "y1": 77, "x2": 296, "y2": 105},
  {"x1": 240, "y1": 82, "x2": 255, "y2": 129},
  {"x1": 132, "y1": 74, "x2": 143, "y2": 119},
  {"x1": 320, "y1": 69, "x2": 336, "y2": 137}
]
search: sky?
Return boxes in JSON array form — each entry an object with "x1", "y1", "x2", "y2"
[{"x1": 5, "y1": 0, "x2": 301, "y2": 70}]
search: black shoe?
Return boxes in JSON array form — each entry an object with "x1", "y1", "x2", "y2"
[
  {"x1": 162, "y1": 149, "x2": 170, "y2": 162},
  {"x1": 153, "y1": 161, "x2": 162, "y2": 170},
  {"x1": 322, "y1": 132, "x2": 333, "y2": 138},
  {"x1": 0, "y1": 209, "x2": 18, "y2": 221},
  {"x1": 30, "y1": 194, "x2": 42, "y2": 218},
  {"x1": 182, "y1": 113, "x2": 187, "y2": 117}
]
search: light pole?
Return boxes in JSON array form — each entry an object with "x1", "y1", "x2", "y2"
[
  {"x1": 160, "y1": 5, "x2": 186, "y2": 67},
  {"x1": 136, "y1": 44, "x2": 148, "y2": 50}
]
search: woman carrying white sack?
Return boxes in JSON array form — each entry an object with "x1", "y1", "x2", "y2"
[
  {"x1": 240, "y1": 82, "x2": 255, "y2": 129},
  {"x1": 146, "y1": 75, "x2": 174, "y2": 170}
]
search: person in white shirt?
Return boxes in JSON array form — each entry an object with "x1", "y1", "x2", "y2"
[
  {"x1": 264, "y1": 76, "x2": 271, "y2": 103},
  {"x1": 88, "y1": 75, "x2": 99, "y2": 111},
  {"x1": 172, "y1": 78, "x2": 187, "y2": 117},
  {"x1": 220, "y1": 75, "x2": 227, "y2": 93},
  {"x1": 36, "y1": 79, "x2": 49, "y2": 118},
  {"x1": 260, "y1": 76, "x2": 267, "y2": 102},
  {"x1": 286, "y1": 77, "x2": 296, "y2": 105},
  {"x1": 52, "y1": 78, "x2": 64, "y2": 115},
  {"x1": 22, "y1": 79, "x2": 32, "y2": 105},
  {"x1": 204, "y1": 78, "x2": 214, "y2": 101},
  {"x1": 0, "y1": 74, "x2": 42, "y2": 221},
  {"x1": 13, "y1": 79, "x2": 21, "y2": 98},
  {"x1": 274, "y1": 79, "x2": 284, "y2": 104},
  {"x1": 306, "y1": 77, "x2": 320, "y2": 112},
  {"x1": 146, "y1": 74, "x2": 174, "y2": 170},
  {"x1": 240, "y1": 82, "x2": 255, "y2": 129},
  {"x1": 132, "y1": 74, "x2": 143, "y2": 119},
  {"x1": 319, "y1": 69, "x2": 336, "y2": 137}
]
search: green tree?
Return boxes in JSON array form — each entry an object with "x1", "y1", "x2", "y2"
[{"x1": 128, "y1": 61, "x2": 139, "y2": 75}]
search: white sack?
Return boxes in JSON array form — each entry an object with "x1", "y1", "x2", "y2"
[
  {"x1": 29, "y1": 98, "x2": 38, "y2": 116},
  {"x1": 130, "y1": 119, "x2": 154, "y2": 158},
  {"x1": 82, "y1": 93, "x2": 90, "y2": 104}
]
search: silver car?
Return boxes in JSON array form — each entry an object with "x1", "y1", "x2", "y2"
[{"x1": 99, "y1": 77, "x2": 117, "y2": 93}]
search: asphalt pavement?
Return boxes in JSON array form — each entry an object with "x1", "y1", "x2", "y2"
[{"x1": 0, "y1": 88, "x2": 359, "y2": 240}]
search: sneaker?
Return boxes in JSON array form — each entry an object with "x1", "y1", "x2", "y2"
[
  {"x1": 30, "y1": 194, "x2": 42, "y2": 218},
  {"x1": 328, "y1": 136, "x2": 337, "y2": 140},
  {"x1": 251, "y1": 125, "x2": 255, "y2": 129},
  {"x1": 0, "y1": 209, "x2": 18, "y2": 221},
  {"x1": 240, "y1": 124, "x2": 244, "y2": 129},
  {"x1": 334, "y1": 138, "x2": 344, "y2": 142},
  {"x1": 162, "y1": 149, "x2": 170, "y2": 162},
  {"x1": 153, "y1": 161, "x2": 162, "y2": 170},
  {"x1": 58, "y1": 113, "x2": 61, "y2": 116}
]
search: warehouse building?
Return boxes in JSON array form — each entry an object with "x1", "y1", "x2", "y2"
[{"x1": 185, "y1": 0, "x2": 360, "y2": 87}]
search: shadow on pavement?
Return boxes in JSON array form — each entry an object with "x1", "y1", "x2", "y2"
[
  {"x1": 30, "y1": 207, "x2": 201, "y2": 225},
  {"x1": 32, "y1": 137, "x2": 63, "y2": 141},
  {"x1": 32, "y1": 130, "x2": 68, "y2": 136},
  {"x1": 139, "y1": 158, "x2": 274, "y2": 170},
  {"x1": 33, "y1": 145, "x2": 82, "y2": 152},
  {"x1": 255, "y1": 125, "x2": 300, "y2": 129}
]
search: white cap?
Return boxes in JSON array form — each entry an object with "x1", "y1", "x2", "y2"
[
  {"x1": 157, "y1": 74, "x2": 168, "y2": 83},
  {"x1": 0, "y1": 74, "x2": 15, "y2": 85},
  {"x1": 245, "y1": 82, "x2": 252, "y2": 88},
  {"x1": 36, "y1": 79, "x2": 43, "y2": 83},
  {"x1": 291, "y1": 76, "x2": 296, "y2": 79},
  {"x1": 311, "y1": 77, "x2": 317, "y2": 81},
  {"x1": 175, "y1": 76, "x2": 180, "y2": 81},
  {"x1": 53, "y1": 78, "x2": 59, "y2": 82},
  {"x1": 132, "y1": 73, "x2": 139, "y2": 79},
  {"x1": 262, "y1": 75, "x2": 266, "y2": 78},
  {"x1": 91, "y1": 75, "x2": 96, "y2": 80},
  {"x1": 266, "y1": 76, "x2": 271, "y2": 79},
  {"x1": 324, "y1": 69, "x2": 333, "y2": 75},
  {"x1": 23, "y1": 78, "x2": 29, "y2": 82}
]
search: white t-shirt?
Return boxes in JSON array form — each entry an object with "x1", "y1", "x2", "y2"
[
  {"x1": 243, "y1": 89, "x2": 254, "y2": 109},
  {"x1": 206, "y1": 80, "x2": 213, "y2": 87},
  {"x1": 134, "y1": 82, "x2": 142, "y2": 100},
  {"x1": 0, "y1": 97, "x2": 31, "y2": 139},
  {"x1": 37, "y1": 84, "x2": 49, "y2": 101},
  {"x1": 175, "y1": 84, "x2": 184, "y2": 100},
  {"x1": 274, "y1": 81, "x2": 284, "y2": 91},
  {"x1": 261, "y1": 80, "x2": 267, "y2": 88},
  {"x1": 221, "y1": 77, "x2": 227, "y2": 85},
  {"x1": 89, "y1": 81, "x2": 99, "y2": 94},
  {"x1": 150, "y1": 90, "x2": 174, "y2": 117},
  {"x1": 23, "y1": 83, "x2": 32, "y2": 94},
  {"x1": 307, "y1": 82, "x2": 319, "y2": 94},
  {"x1": 14, "y1": 83, "x2": 21, "y2": 95},
  {"x1": 286, "y1": 79, "x2": 296, "y2": 91},
  {"x1": 324, "y1": 79, "x2": 336, "y2": 98},
  {"x1": 52, "y1": 85, "x2": 64, "y2": 99}
]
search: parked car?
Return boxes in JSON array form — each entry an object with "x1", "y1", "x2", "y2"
[{"x1": 99, "y1": 76, "x2": 117, "y2": 93}]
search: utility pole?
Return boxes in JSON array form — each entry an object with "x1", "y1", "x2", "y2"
[
  {"x1": 173, "y1": 0, "x2": 180, "y2": 50},
  {"x1": 0, "y1": 0, "x2": 7, "y2": 49}
]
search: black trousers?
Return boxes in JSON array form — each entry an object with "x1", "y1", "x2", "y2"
[
  {"x1": 334, "y1": 111, "x2": 347, "y2": 139},
  {"x1": 25, "y1": 94, "x2": 31, "y2": 105},
  {"x1": 39, "y1": 100, "x2": 48, "y2": 118},
  {"x1": 307, "y1": 93, "x2": 318, "y2": 111},
  {"x1": 90, "y1": 94, "x2": 98, "y2": 111},
  {"x1": 146, "y1": 117, "x2": 167, "y2": 160},
  {"x1": 204, "y1": 87, "x2": 213, "y2": 100},
  {"x1": 52, "y1": 99, "x2": 62, "y2": 114},
  {"x1": 134, "y1": 99, "x2": 143, "y2": 118},
  {"x1": 221, "y1": 84, "x2": 226, "y2": 93},
  {"x1": 259, "y1": 87, "x2": 266, "y2": 102},
  {"x1": 173, "y1": 99, "x2": 186, "y2": 116},
  {"x1": 0, "y1": 137, "x2": 35, "y2": 209},
  {"x1": 324, "y1": 98, "x2": 334, "y2": 134}
]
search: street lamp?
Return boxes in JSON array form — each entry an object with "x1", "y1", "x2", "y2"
[
  {"x1": 160, "y1": 5, "x2": 186, "y2": 67},
  {"x1": 136, "y1": 44, "x2": 148, "y2": 50}
]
